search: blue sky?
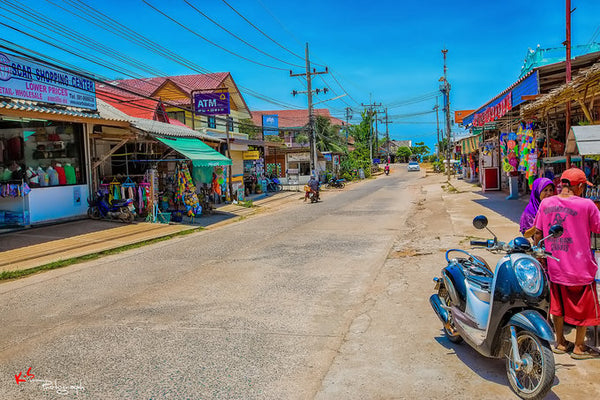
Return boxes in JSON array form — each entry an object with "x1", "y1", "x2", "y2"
[{"x1": 1, "y1": 0, "x2": 600, "y2": 151}]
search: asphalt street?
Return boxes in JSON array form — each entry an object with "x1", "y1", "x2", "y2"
[{"x1": 0, "y1": 168, "x2": 416, "y2": 399}]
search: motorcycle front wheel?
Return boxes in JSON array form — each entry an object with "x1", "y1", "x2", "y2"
[
  {"x1": 505, "y1": 330, "x2": 555, "y2": 400},
  {"x1": 87, "y1": 207, "x2": 101, "y2": 220},
  {"x1": 439, "y1": 291, "x2": 463, "y2": 344}
]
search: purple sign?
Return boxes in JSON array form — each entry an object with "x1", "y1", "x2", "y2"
[{"x1": 194, "y1": 92, "x2": 230, "y2": 115}]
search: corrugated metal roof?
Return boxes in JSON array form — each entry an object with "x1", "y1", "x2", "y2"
[
  {"x1": 0, "y1": 98, "x2": 107, "y2": 119},
  {"x1": 96, "y1": 99, "x2": 220, "y2": 141},
  {"x1": 567, "y1": 125, "x2": 600, "y2": 156}
]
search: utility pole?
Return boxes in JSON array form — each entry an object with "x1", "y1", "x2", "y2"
[
  {"x1": 434, "y1": 97, "x2": 440, "y2": 158},
  {"x1": 290, "y1": 43, "x2": 328, "y2": 177},
  {"x1": 565, "y1": 0, "x2": 574, "y2": 168},
  {"x1": 441, "y1": 48, "x2": 452, "y2": 181},
  {"x1": 385, "y1": 108, "x2": 391, "y2": 163},
  {"x1": 344, "y1": 107, "x2": 352, "y2": 144},
  {"x1": 361, "y1": 101, "x2": 382, "y2": 166}
]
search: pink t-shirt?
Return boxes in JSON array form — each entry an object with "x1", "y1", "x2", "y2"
[{"x1": 534, "y1": 195, "x2": 600, "y2": 285}]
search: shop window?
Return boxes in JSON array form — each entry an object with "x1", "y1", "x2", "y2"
[
  {"x1": 0, "y1": 120, "x2": 85, "y2": 187},
  {"x1": 208, "y1": 116, "x2": 216, "y2": 129},
  {"x1": 167, "y1": 111, "x2": 185, "y2": 124},
  {"x1": 299, "y1": 162, "x2": 310, "y2": 176}
]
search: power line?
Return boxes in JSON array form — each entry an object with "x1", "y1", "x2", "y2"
[
  {"x1": 34, "y1": 0, "x2": 300, "y2": 110},
  {"x1": 182, "y1": 0, "x2": 304, "y2": 69},
  {"x1": 142, "y1": 0, "x2": 289, "y2": 71},
  {"x1": 220, "y1": 0, "x2": 306, "y2": 63}
]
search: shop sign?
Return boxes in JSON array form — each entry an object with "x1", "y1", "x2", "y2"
[
  {"x1": 323, "y1": 153, "x2": 332, "y2": 161},
  {"x1": 0, "y1": 52, "x2": 96, "y2": 110},
  {"x1": 288, "y1": 152, "x2": 310, "y2": 162},
  {"x1": 194, "y1": 92, "x2": 230, "y2": 115},
  {"x1": 333, "y1": 155, "x2": 340, "y2": 165},
  {"x1": 472, "y1": 92, "x2": 512, "y2": 127},
  {"x1": 243, "y1": 150, "x2": 260, "y2": 160},
  {"x1": 262, "y1": 114, "x2": 279, "y2": 136}
]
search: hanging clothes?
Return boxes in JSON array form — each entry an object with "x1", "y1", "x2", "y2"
[{"x1": 63, "y1": 164, "x2": 76, "y2": 184}]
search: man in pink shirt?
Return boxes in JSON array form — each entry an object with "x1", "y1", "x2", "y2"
[{"x1": 534, "y1": 167, "x2": 600, "y2": 359}]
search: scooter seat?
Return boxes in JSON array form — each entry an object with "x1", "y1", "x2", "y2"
[
  {"x1": 466, "y1": 274, "x2": 492, "y2": 291},
  {"x1": 111, "y1": 200, "x2": 130, "y2": 207}
]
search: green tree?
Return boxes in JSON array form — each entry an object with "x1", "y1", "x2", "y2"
[
  {"x1": 238, "y1": 119, "x2": 261, "y2": 139},
  {"x1": 396, "y1": 146, "x2": 412, "y2": 162},
  {"x1": 314, "y1": 116, "x2": 346, "y2": 153},
  {"x1": 296, "y1": 133, "x2": 309, "y2": 146},
  {"x1": 338, "y1": 111, "x2": 374, "y2": 179},
  {"x1": 410, "y1": 141, "x2": 430, "y2": 161}
]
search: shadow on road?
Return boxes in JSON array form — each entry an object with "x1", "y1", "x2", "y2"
[
  {"x1": 433, "y1": 332, "x2": 561, "y2": 398},
  {"x1": 472, "y1": 192, "x2": 527, "y2": 226}
]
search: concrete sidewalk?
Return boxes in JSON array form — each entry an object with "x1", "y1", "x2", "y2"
[{"x1": 0, "y1": 190, "x2": 300, "y2": 275}]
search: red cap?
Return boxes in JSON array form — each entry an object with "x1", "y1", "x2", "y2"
[{"x1": 560, "y1": 167, "x2": 593, "y2": 187}]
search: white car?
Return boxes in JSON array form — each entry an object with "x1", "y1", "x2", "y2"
[{"x1": 407, "y1": 162, "x2": 420, "y2": 172}]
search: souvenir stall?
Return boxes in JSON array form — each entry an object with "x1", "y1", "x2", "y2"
[
  {"x1": 243, "y1": 149, "x2": 265, "y2": 197},
  {"x1": 0, "y1": 119, "x2": 90, "y2": 229}
]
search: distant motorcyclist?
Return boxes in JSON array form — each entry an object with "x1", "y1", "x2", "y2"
[
  {"x1": 305, "y1": 175, "x2": 320, "y2": 202},
  {"x1": 384, "y1": 164, "x2": 390, "y2": 175}
]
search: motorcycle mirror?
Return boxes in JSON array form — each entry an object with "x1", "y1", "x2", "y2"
[
  {"x1": 472, "y1": 215, "x2": 488, "y2": 230},
  {"x1": 548, "y1": 224, "x2": 563, "y2": 238}
]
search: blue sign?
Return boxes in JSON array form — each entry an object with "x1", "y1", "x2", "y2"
[
  {"x1": 262, "y1": 114, "x2": 279, "y2": 136},
  {"x1": 462, "y1": 70, "x2": 539, "y2": 127},
  {"x1": 0, "y1": 52, "x2": 96, "y2": 110},
  {"x1": 194, "y1": 92, "x2": 230, "y2": 115}
]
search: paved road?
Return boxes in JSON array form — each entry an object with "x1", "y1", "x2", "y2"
[{"x1": 0, "y1": 167, "x2": 419, "y2": 399}]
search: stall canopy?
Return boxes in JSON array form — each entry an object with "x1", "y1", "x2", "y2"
[
  {"x1": 566, "y1": 125, "x2": 600, "y2": 156},
  {"x1": 459, "y1": 134, "x2": 482, "y2": 154},
  {"x1": 155, "y1": 136, "x2": 232, "y2": 167}
]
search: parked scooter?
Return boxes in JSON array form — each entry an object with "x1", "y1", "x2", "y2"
[
  {"x1": 87, "y1": 191, "x2": 135, "y2": 223},
  {"x1": 266, "y1": 176, "x2": 283, "y2": 192},
  {"x1": 430, "y1": 215, "x2": 563, "y2": 400},
  {"x1": 325, "y1": 178, "x2": 345, "y2": 189}
]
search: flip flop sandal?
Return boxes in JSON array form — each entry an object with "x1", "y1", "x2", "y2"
[
  {"x1": 553, "y1": 341, "x2": 575, "y2": 354},
  {"x1": 570, "y1": 348, "x2": 600, "y2": 360}
]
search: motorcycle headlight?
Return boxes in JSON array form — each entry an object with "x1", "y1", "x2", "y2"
[{"x1": 514, "y1": 258, "x2": 542, "y2": 296}]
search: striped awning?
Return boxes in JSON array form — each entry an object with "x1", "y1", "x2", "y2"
[{"x1": 461, "y1": 134, "x2": 482, "y2": 154}]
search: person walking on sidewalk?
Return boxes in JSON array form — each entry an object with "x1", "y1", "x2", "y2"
[
  {"x1": 533, "y1": 167, "x2": 600, "y2": 359},
  {"x1": 520, "y1": 177, "x2": 555, "y2": 237}
]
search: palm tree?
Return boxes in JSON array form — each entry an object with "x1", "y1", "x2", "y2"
[{"x1": 314, "y1": 116, "x2": 346, "y2": 153}]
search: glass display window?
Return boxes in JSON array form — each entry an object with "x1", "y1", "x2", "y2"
[{"x1": 0, "y1": 119, "x2": 86, "y2": 187}]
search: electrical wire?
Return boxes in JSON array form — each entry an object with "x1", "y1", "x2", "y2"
[
  {"x1": 142, "y1": 0, "x2": 289, "y2": 71},
  {"x1": 48, "y1": 0, "x2": 299, "y2": 109},
  {"x1": 0, "y1": 1, "x2": 166, "y2": 80},
  {"x1": 183, "y1": 0, "x2": 304, "y2": 69},
  {"x1": 219, "y1": 0, "x2": 307, "y2": 63}
]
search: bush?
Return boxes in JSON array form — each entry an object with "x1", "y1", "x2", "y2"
[{"x1": 433, "y1": 161, "x2": 444, "y2": 173}]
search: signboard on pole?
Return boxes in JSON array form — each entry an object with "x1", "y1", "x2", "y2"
[
  {"x1": 193, "y1": 92, "x2": 230, "y2": 115},
  {"x1": 262, "y1": 114, "x2": 279, "y2": 136},
  {"x1": 0, "y1": 51, "x2": 96, "y2": 110}
]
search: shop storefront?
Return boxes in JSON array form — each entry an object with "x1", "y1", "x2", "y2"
[
  {"x1": 94, "y1": 100, "x2": 232, "y2": 222},
  {"x1": 0, "y1": 50, "x2": 126, "y2": 229}
]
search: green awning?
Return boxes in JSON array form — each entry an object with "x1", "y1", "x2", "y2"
[{"x1": 155, "y1": 136, "x2": 232, "y2": 167}]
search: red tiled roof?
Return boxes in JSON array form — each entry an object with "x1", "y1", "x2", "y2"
[
  {"x1": 250, "y1": 108, "x2": 345, "y2": 128},
  {"x1": 97, "y1": 90, "x2": 160, "y2": 120},
  {"x1": 97, "y1": 73, "x2": 230, "y2": 98}
]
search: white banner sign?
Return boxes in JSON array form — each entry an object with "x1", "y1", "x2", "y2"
[
  {"x1": 288, "y1": 152, "x2": 310, "y2": 162},
  {"x1": 0, "y1": 52, "x2": 96, "y2": 110}
]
